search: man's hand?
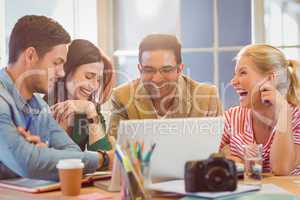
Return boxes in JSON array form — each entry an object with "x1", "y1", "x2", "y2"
[{"x1": 17, "y1": 127, "x2": 48, "y2": 147}]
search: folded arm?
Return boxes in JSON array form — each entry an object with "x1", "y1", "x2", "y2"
[{"x1": 0, "y1": 109, "x2": 100, "y2": 181}]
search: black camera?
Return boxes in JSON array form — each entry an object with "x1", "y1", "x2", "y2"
[{"x1": 184, "y1": 153, "x2": 237, "y2": 192}]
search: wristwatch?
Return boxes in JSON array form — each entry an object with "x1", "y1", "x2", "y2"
[{"x1": 98, "y1": 150, "x2": 109, "y2": 169}]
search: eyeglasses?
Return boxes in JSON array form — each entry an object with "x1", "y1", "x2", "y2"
[{"x1": 140, "y1": 64, "x2": 179, "y2": 78}]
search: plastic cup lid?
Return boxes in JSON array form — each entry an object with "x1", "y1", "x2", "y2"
[{"x1": 56, "y1": 159, "x2": 84, "y2": 169}]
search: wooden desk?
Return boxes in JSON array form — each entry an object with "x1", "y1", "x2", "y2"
[
  {"x1": 261, "y1": 175, "x2": 300, "y2": 195},
  {"x1": 1, "y1": 175, "x2": 300, "y2": 200}
]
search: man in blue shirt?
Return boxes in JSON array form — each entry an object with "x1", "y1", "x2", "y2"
[{"x1": 0, "y1": 15, "x2": 112, "y2": 181}]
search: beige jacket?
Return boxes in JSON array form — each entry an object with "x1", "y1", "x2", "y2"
[{"x1": 107, "y1": 75, "x2": 223, "y2": 138}]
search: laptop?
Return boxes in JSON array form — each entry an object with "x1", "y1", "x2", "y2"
[{"x1": 108, "y1": 117, "x2": 224, "y2": 191}]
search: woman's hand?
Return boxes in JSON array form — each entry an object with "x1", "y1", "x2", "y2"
[
  {"x1": 221, "y1": 145, "x2": 243, "y2": 163},
  {"x1": 98, "y1": 149, "x2": 115, "y2": 170},
  {"x1": 259, "y1": 79, "x2": 286, "y2": 109},
  {"x1": 226, "y1": 155, "x2": 243, "y2": 163},
  {"x1": 107, "y1": 136, "x2": 116, "y2": 170},
  {"x1": 50, "y1": 100, "x2": 98, "y2": 125}
]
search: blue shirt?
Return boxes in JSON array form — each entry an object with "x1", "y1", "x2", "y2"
[{"x1": 0, "y1": 69, "x2": 100, "y2": 181}]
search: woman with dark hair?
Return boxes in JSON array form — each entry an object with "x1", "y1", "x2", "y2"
[{"x1": 45, "y1": 39, "x2": 115, "y2": 152}]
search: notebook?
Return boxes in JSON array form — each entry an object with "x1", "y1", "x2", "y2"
[{"x1": 0, "y1": 171, "x2": 111, "y2": 193}]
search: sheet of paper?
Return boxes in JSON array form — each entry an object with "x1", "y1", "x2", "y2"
[
  {"x1": 259, "y1": 183, "x2": 289, "y2": 194},
  {"x1": 180, "y1": 184, "x2": 297, "y2": 200},
  {"x1": 148, "y1": 180, "x2": 260, "y2": 199}
]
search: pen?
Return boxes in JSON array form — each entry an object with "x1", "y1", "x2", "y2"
[
  {"x1": 143, "y1": 143, "x2": 156, "y2": 163},
  {"x1": 25, "y1": 113, "x2": 33, "y2": 132},
  {"x1": 141, "y1": 141, "x2": 144, "y2": 153},
  {"x1": 43, "y1": 134, "x2": 49, "y2": 145},
  {"x1": 115, "y1": 144, "x2": 125, "y2": 163},
  {"x1": 129, "y1": 142, "x2": 136, "y2": 159},
  {"x1": 128, "y1": 142, "x2": 143, "y2": 180},
  {"x1": 134, "y1": 142, "x2": 138, "y2": 158},
  {"x1": 137, "y1": 143, "x2": 142, "y2": 162}
]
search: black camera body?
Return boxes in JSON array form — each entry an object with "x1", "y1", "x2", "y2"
[{"x1": 184, "y1": 153, "x2": 237, "y2": 192}]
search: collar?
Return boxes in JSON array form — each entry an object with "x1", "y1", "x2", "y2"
[{"x1": 0, "y1": 68, "x2": 41, "y2": 114}]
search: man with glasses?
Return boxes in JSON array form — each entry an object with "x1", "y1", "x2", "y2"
[{"x1": 108, "y1": 34, "x2": 222, "y2": 138}]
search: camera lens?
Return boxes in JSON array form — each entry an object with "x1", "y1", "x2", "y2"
[{"x1": 205, "y1": 166, "x2": 229, "y2": 191}]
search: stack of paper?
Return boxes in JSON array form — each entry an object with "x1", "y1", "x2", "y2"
[
  {"x1": 149, "y1": 180, "x2": 299, "y2": 200},
  {"x1": 148, "y1": 180, "x2": 260, "y2": 199}
]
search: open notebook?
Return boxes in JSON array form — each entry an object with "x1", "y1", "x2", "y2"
[{"x1": 0, "y1": 171, "x2": 111, "y2": 193}]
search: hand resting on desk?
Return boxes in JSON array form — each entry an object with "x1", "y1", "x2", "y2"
[{"x1": 221, "y1": 144, "x2": 243, "y2": 163}]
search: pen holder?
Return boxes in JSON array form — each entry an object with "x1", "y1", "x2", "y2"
[
  {"x1": 120, "y1": 168, "x2": 131, "y2": 200},
  {"x1": 120, "y1": 167, "x2": 151, "y2": 200},
  {"x1": 116, "y1": 141, "x2": 156, "y2": 200}
]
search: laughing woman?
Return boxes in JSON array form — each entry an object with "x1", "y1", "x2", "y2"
[
  {"x1": 220, "y1": 44, "x2": 300, "y2": 175},
  {"x1": 45, "y1": 39, "x2": 115, "y2": 152}
]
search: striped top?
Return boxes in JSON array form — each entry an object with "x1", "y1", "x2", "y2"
[{"x1": 219, "y1": 106, "x2": 300, "y2": 175}]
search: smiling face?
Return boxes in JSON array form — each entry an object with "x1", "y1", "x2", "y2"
[
  {"x1": 138, "y1": 50, "x2": 183, "y2": 99},
  {"x1": 231, "y1": 56, "x2": 268, "y2": 108},
  {"x1": 66, "y1": 62, "x2": 104, "y2": 101}
]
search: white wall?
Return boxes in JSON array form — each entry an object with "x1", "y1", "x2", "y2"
[
  {"x1": 0, "y1": 0, "x2": 5, "y2": 67},
  {"x1": 1, "y1": 0, "x2": 98, "y2": 67}
]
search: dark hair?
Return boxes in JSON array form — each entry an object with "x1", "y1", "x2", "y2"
[
  {"x1": 63, "y1": 39, "x2": 101, "y2": 77},
  {"x1": 8, "y1": 15, "x2": 71, "y2": 64},
  {"x1": 46, "y1": 39, "x2": 114, "y2": 105},
  {"x1": 138, "y1": 34, "x2": 182, "y2": 64}
]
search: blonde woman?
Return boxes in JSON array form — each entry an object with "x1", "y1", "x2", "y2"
[{"x1": 220, "y1": 44, "x2": 300, "y2": 175}]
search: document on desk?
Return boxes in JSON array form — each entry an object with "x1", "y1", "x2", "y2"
[
  {"x1": 148, "y1": 180, "x2": 260, "y2": 199},
  {"x1": 0, "y1": 171, "x2": 111, "y2": 193},
  {"x1": 180, "y1": 184, "x2": 299, "y2": 200}
]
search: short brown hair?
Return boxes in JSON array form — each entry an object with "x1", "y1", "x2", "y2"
[
  {"x1": 138, "y1": 34, "x2": 182, "y2": 64},
  {"x1": 8, "y1": 15, "x2": 71, "y2": 64}
]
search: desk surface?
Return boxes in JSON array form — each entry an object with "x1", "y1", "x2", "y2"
[{"x1": 1, "y1": 175, "x2": 300, "y2": 200}]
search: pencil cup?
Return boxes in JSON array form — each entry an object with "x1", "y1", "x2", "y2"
[
  {"x1": 119, "y1": 160, "x2": 151, "y2": 200},
  {"x1": 120, "y1": 167, "x2": 129, "y2": 200},
  {"x1": 56, "y1": 159, "x2": 84, "y2": 196}
]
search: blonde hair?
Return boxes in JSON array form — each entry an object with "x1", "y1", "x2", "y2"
[{"x1": 237, "y1": 44, "x2": 300, "y2": 106}]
